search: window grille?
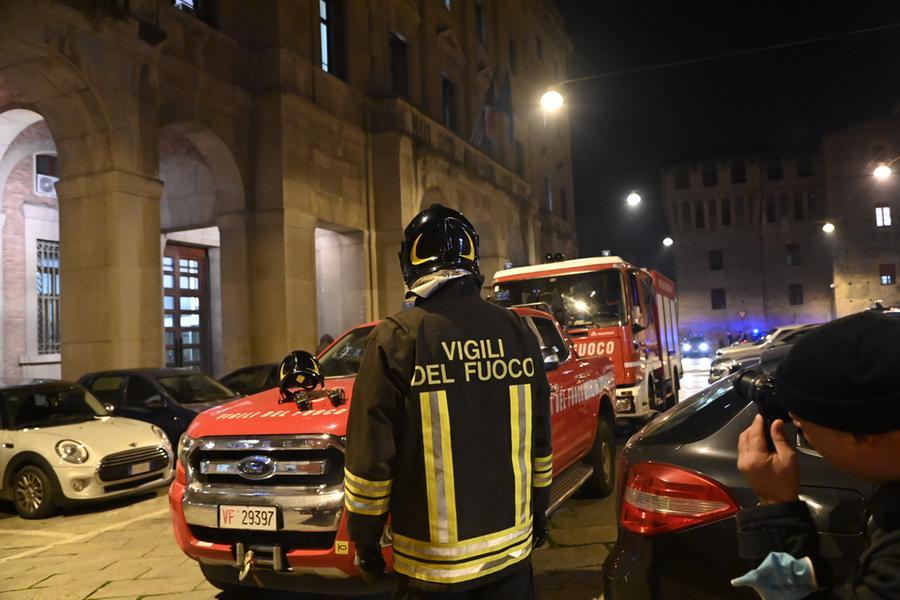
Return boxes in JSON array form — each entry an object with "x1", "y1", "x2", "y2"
[{"x1": 37, "y1": 239, "x2": 61, "y2": 354}]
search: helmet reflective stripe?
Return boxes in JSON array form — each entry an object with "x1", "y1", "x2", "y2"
[
  {"x1": 411, "y1": 234, "x2": 439, "y2": 266},
  {"x1": 461, "y1": 231, "x2": 476, "y2": 261}
]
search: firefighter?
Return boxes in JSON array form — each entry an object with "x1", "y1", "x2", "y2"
[{"x1": 344, "y1": 204, "x2": 552, "y2": 599}]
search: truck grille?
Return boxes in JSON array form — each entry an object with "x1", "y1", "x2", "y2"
[
  {"x1": 188, "y1": 525, "x2": 337, "y2": 550},
  {"x1": 97, "y1": 446, "x2": 170, "y2": 482},
  {"x1": 190, "y1": 435, "x2": 344, "y2": 488}
]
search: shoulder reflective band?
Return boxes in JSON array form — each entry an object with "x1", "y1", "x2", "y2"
[
  {"x1": 344, "y1": 469, "x2": 392, "y2": 516},
  {"x1": 509, "y1": 384, "x2": 532, "y2": 525},
  {"x1": 534, "y1": 453, "x2": 553, "y2": 488},
  {"x1": 420, "y1": 390, "x2": 458, "y2": 544}
]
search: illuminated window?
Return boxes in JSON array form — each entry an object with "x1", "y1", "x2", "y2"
[
  {"x1": 319, "y1": 0, "x2": 344, "y2": 78},
  {"x1": 880, "y1": 264, "x2": 896, "y2": 285},
  {"x1": 876, "y1": 206, "x2": 892, "y2": 227},
  {"x1": 443, "y1": 0, "x2": 451, "y2": 9},
  {"x1": 37, "y1": 239, "x2": 60, "y2": 354}
]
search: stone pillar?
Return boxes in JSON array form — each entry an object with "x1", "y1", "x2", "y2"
[
  {"x1": 55, "y1": 170, "x2": 163, "y2": 379},
  {"x1": 216, "y1": 211, "x2": 251, "y2": 373}
]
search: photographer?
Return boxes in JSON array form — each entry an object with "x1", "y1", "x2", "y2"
[{"x1": 733, "y1": 311, "x2": 900, "y2": 599}]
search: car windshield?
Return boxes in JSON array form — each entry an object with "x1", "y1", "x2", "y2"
[
  {"x1": 494, "y1": 270, "x2": 624, "y2": 328},
  {"x1": 157, "y1": 374, "x2": 239, "y2": 404},
  {"x1": 319, "y1": 326, "x2": 375, "y2": 378},
  {"x1": 2, "y1": 384, "x2": 107, "y2": 429}
]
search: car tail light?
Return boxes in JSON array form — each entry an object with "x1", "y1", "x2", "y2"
[{"x1": 620, "y1": 462, "x2": 738, "y2": 536}]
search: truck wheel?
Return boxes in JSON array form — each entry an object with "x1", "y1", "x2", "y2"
[
  {"x1": 13, "y1": 465, "x2": 58, "y2": 519},
  {"x1": 199, "y1": 564, "x2": 243, "y2": 593},
  {"x1": 581, "y1": 418, "x2": 616, "y2": 498}
]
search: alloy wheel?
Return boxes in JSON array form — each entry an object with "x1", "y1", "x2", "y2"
[{"x1": 15, "y1": 472, "x2": 44, "y2": 514}]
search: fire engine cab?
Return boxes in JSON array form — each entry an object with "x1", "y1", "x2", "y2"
[{"x1": 492, "y1": 256, "x2": 681, "y2": 424}]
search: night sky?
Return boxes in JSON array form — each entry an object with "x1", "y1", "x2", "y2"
[{"x1": 555, "y1": 0, "x2": 900, "y2": 279}]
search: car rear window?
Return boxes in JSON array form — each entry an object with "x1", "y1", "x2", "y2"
[{"x1": 634, "y1": 376, "x2": 748, "y2": 446}]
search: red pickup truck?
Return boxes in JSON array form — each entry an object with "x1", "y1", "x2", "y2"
[{"x1": 168, "y1": 307, "x2": 616, "y2": 594}]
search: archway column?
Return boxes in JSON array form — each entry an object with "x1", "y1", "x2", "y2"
[
  {"x1": 216, "y1": 211, "x2": 251, "y2": 372},
  {"x1": 56, "y1": 169, "x2": 163, "y2": 378}
]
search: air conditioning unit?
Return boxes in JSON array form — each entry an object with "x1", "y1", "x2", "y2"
[{"x1": 35, "y1": 174, "x2": 59, "y2": 198}]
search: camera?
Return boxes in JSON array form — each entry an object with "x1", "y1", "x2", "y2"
[{"x1": 734, "y1": 369, "x2": 790, "y2": 425}]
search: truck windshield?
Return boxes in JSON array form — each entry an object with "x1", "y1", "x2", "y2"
[
  {"x1": 2, "y1": 384, "x2": 108, "y2": 429},
  {"x1": 494, "y1": 270, "x2": 624, "y2": 328},
  {"x1": 319, "y1": 326, "x2": 375, "y2": 378}
]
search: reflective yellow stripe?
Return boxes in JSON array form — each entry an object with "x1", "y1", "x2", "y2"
[
  {"x1": 392, "y1": 519, "x2": 532, "y2": 561},
  {"x1": 535, "y1": 454, "x2": 553, "y2": 469},
  {"x1": 344, "y1": 488, "x2": 391, "y2": 516},
  {"x1": 393, "y1": 536, "x2": 532, "y2": 584},
  {"x1": 345, "y1": 478, "x2": 390, "y2": 499},
  {"x1": 522, "y1": 383, "x2": 533, "y2": 520},
  {"x1": 420, "y1": 390, "x2": 458, "y2": 543},
  {"x1": 509, "y1": 385, "x2": 523, "y2": 525},
  {"x1": 344, "y1": 469, "x2": 392, "y2": 493},
  {"x1": 533, "y1": 471, "x2": 552, "y2": 488}
]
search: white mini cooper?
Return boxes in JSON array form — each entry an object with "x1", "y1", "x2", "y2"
[{"x1": 0, "y1": 380, "x2": 174, "y2": 518}]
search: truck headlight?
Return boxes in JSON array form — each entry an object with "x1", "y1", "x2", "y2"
[
  {"x1": 151, "y1": 425, "x2": 171, "y2": 449},
  {"x1": 177, "y1": 433, "x2": 196, "y2": 466},
  {"x1": 56, "y1": 440, "x2": 89, "y2": 464}
]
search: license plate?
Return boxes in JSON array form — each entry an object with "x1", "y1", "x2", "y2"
[
  {"x1": 218, "y1": 505, "x2": 278, "y2": 531},
  {"x1": 129, "y1": 462, "x2": 151, "y2": 475}
]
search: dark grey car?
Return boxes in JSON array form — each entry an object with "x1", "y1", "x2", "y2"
[{"x1": 603, "y1": 347, "x2": 873, "y2": 598}]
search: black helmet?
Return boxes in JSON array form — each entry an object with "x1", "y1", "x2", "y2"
[
  {"x1": 278, "y1": 350, "x2": 324, "y2": 398},
  {"x1": 398, "y1": 203, "x2": 480, "y2": 288}
]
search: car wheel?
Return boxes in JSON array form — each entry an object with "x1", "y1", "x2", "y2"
[
  {"x1": 13, "y1": 465, "x2": 58, "y2": 519},
  {"x1": 581, "y1": 418, "x2": 616, "y2": 498},
  {"x1": 666, "y1": 369, "x2": 680, "y2": 409}
]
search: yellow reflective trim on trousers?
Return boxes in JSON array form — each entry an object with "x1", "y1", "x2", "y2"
[
  {"x1": 509, "y1": 385, "x2": 523, "y2": 525},
  {"x1": 392, "y1": 519, "x2": 533, "y2": 561},
  {"x1": 344, "y1": 469, "x2": 392, "y2": 492},
  {"x1": 393, "y1": 537, "x2": 532, "y2": 584},
  {"x1": 344, "y1": 478, "x2": 390, "y2": 499},
  {"x1": 533, "y1": 472, "x2": 552, "y2": 488},
  {"x1": 535, "y1": 454, "x2": 553, "y2": 469},
  {"x1": 420, "y1": 390, "x2": 458, "y2": 543},
  {"x1": 522, "y1": 383, "x2": 533, "y2": 521}
]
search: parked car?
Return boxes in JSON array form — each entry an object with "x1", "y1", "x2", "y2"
[
  {"x1": 218, "y1": 364, "x2": 278, "y2": 396},
  {"x1": 170, "y1": 307, "x2": 619, "y2": 594},
  {"x1": 708, "y1": 323, "x2": 820, "y2": 383},
  {"x1": 714, "y1": 324, "x2": 817, "y2": 362},
  {"x1": 603, "y1": 346, "x2": 873, "y2": 598},
  {"x1": 681, "y1": 334, "x2": 713, "y2": 358},
  {"x1": 79, "y1": 369, "x2": 240, "y2": 447},
  {"x1": 0, "y1": 379, "x2": 174, "y2": 518}
]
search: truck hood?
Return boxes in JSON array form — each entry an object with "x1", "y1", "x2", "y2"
[
  {"x1": 186, "y1": 376, "x2": 356, "y2": 438},
  {"x1": 19, "y1": 417, "x2": 166, "y2": 461}
]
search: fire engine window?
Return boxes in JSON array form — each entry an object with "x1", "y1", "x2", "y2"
[
  {"x1": 530, "y1": 317, "x2": 570, "y2": 362},
  {"x1": 640, "y1": 277, "x2": 655, "y2": 325},
  {"x1": 494, "y1": 270, "x2": 624, "y2": 328}
]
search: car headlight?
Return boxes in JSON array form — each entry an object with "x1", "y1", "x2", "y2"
[
  {"x1": 682, "y1": 343, "x2": 692, "y2": 352},
  {"x1": 56, "y1": 440, "x2": 89, "y2": 464},
  {"x1": 177, "y1": 433, "x2": 196, "y2": 466},
  {"x1": 151, "y1": 425, "x2": 171, "y2": 448},
  {"x1": 699, "y1": 342, "x2": 709, "y2": 352}
]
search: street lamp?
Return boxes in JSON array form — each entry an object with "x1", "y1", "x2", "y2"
[
  {"x1": 626, "y1": 191, "x2": 642, "y2": 207},
  {"x1": 873, "y1": 163, "x2": 893, "y2": 180},
  {"x1": 822, "y1": 221, "x2": 836, "y2": 234},
  {"x1": 662, "y1": 237, "x2": 674, "y2": 247},
  {"x1": 539, "y1": 89, "x2": 565, "y2": 113}
]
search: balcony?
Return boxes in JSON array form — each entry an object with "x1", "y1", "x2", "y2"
[{"x1": 368, "y1": 98, "x2": 532, "y2": 201}]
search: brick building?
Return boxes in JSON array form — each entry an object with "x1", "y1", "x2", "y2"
[
  {"x1": 0, "y1": 0, "x2": 576, "y2": 379},
  {"x1": 661, "y1": 147, "x2": 833, "y2": 343}
]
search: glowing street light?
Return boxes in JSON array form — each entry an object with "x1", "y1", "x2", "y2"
[
  {"x1": 874, "y1": 163, "x2": 893, "y2": 180},
  {"x1": 540, "y1": 89, "x2": 565, "y2": 113},
  {"x1": 626, "y1": 191, "x2": 642, "y2": 207},
  {"x1": 662, "y1": 237, "x2": 674, "y2": 247},
  {"x1": 822, "y1": 222, "x2": 836, "y2": 234}
]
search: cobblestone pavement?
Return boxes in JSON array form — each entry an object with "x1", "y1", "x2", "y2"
[{"x1": 0, "y1": 367, "x2": 711, "y2": 600}]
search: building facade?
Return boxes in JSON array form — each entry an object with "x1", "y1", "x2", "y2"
[
  {"x1": 824, "y1": 115, "x2": 900, "y2": 316},
  {"x1": 0, "y1": 0, "x2": 576, "y2": 379},
  {"x1": 661, "y1": 148, "x2": 833, "y2": 343}
]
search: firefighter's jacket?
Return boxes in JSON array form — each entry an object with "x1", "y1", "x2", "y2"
[{"x1": 344, "y1": 277, "x2": 553, "y2": 591}]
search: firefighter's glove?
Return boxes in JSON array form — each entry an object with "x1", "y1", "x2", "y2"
[
  {"x1": 355, "y1": 543, "x2": 386, "y2": 582},
  {"x1": 533, "y1": 524, "x2": 550, "y2": 549}
]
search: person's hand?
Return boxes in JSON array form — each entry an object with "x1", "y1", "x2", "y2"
[
  {"x1": 533, "y1": 524, "x2": 550, "y2": 549},
  {"x1": 737, "y1": 415, "x2": 799, "y2": 505},
  {"x1": 355, "y1": 542, "x2": 386, "y2": 583}
]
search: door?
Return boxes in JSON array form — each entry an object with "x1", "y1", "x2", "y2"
[{"x1": 163, "y1": 244, "x2": 211, "y2": 373}]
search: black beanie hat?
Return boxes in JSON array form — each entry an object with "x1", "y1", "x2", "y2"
[{"x1": 775, "y1": 311, "x2": 900, "y2": 434}]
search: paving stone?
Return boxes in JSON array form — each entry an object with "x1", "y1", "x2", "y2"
[
  {"x1": 88, "y1": 574, "x2": 208, "y2": 598},
  {"x1": 532, "y1": 543, "x2": 609, "y2": 573},
  {"x1": 549, "y1": 524, "x2": 618, "y2": 546},
  {"x1": 0, "y1": 572, "x2": 55, "y2": 591}
]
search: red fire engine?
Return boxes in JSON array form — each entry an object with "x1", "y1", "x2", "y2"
[{"x1": 492, "y1": 256, "x2": 682, "y2": 423}]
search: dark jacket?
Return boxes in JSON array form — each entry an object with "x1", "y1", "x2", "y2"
[
  {"x1": 344, "y1": 277, "x2": 552, "y2": 592},
  {"x1": 737, "y1": 482, "x2": 900, "y2": 598}
]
